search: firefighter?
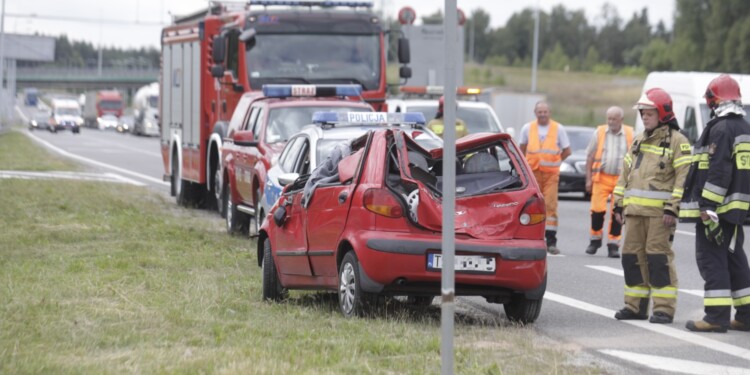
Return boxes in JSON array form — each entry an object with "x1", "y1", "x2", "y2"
[
  {"x1": 519, "y1": 101, "x2": 572, "y2": 254},
  {"x1": 612, "y1": 88, "x2": 691, "y2": 324},
  {"x1": 585, "y1": 106, "x2": 634, "y2": 258},
  {"x1": 427, "y1": 96, "x2": 468, "y2": 139},
  {"x1": 679, "y1": 74, "x2": 750, "y2": 333}
]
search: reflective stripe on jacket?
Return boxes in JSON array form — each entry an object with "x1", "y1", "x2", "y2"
[
  {"x1": 679, "y1": 115, "x2": 750, "y2": 224},
  {"x1": 526, "y1": 120, "x2": 562, "y2": 173},
  {"x1": 592, "y1": 124, "x2": 634, "y2": 180},
  {"x1": 614, "y1": 125, "x2": 691, "y2": 217}
]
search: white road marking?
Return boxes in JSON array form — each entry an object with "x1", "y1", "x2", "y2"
[
  {"x1": 22, "y1": 130, "x2": 169, "y2": 187},
  {"x1": 0, "y1": 170, "x2": 145, "y2": 186},
  {"x1": 544, "y1": 292, "x2": 750, "y2": 362},
  {"x1": 600, "y1": 349, "x2": 750, "y2": 375},
  {"x1": 585, "y1": 265, "x2": 704, "y2": 297},
  {"x1": 676, "y1": 230, "x2": 696, "y2": 237}
]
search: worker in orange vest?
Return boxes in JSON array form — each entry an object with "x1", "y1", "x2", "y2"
[
  {"x1": 585, "y1": 106, "x2": 634, "y2": 258},
  {"x1": 520, "y1": 101, "x2": 572, "y2": 254}
]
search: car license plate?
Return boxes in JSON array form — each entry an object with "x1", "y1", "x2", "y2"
[{"x1": 427, "y1": 254, "x2": 496, "y2": 273}]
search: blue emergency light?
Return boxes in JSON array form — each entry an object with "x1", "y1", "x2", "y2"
[
  {"x1": 262, "y1": 84, "x2": 362, "y2": 98},
  {"x1": 312, "y1": 111, "x2": 425, "y2": 125},
  {"x1": 250, "y1": 1, "x2": 373, "y2": 8}
]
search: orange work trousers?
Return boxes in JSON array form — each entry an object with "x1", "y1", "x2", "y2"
[
  {"x1": 590, "y1": 173, "x2": 622, "y2": 244},
  {"x1": 533, "y1": 170, "x2": 559, "y2": 233}
]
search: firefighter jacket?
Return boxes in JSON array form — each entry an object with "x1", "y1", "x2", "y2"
[
  {"x1": 679, "y1": 114, "x2": 750, "y2": 225},
  {"x1": 526, "y1": 120, "x2": 563, "y2": 173},
  {"x1": 614, "y1": 124, "x2": 691, "y2": 217}
]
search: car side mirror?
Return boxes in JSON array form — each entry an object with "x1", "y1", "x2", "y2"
[
  {"x1": 273, "y1": 205, "x2": 287, "y2": 227},
  {"x1": 240, "y1": 28, "x2": 257, "y2": 50},
  {"x1": 399, "y1": 66, "x2": 412, "y2": 79},
  {"x1": 278, "y1": 172, "x2": 300, "y2": 187},
  {"x1": 233, "y1": 130, "x2": 258, "y2": 147}
]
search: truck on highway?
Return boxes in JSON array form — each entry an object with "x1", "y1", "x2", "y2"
[
  {"x1": 160, "y1": 0, "x2": 410, "y2": 209},
  {"x1": 82, "y1": 90, "x2": 124, "y2": 129},
  {"x1": 132, "y1": 82, "x2": 160, "y2": 136},
  {"x1": 24, "y1": 88, "x2": 39, "y2": 107}
]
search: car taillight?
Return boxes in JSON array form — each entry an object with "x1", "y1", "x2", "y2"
[
  {"x1": 519, "y1": 195, "x2": 545, "y2": 225},
  {"x1": 363, "y1": 188, "x2": 403, "y2": 218}
]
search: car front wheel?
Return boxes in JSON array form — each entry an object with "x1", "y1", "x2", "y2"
[
  {"x1": 262, "y1": 238, "x2": 286, "y2": 301},
  {"x1": 338, "y1": 251, "x2": 376, "y2": 318},
  {"x1": 225, "y1": 179, "x2": 246, "y2": 235}
]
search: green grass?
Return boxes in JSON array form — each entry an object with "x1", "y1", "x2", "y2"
[
  {"x1": 0, "y1": 131, "x2": 80, "y2": 171},
  {"x1": 0, "y1": 131, "x2": 603, "y2": 374}
]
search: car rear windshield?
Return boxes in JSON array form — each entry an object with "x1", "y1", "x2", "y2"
[
  {"x1": 386, "y1": 136, "x2": 523, "y2": 199},
  {"x1": 265, "y1": 106, "x2": 371, "y2": 144}
]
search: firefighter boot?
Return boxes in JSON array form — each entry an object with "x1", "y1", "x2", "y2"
[
  {"x1": 649, "y1": 311, "x2": 673, "y2": 324},
  {"x1": 685, "y1": 320, "x2": 728, "y2": 333},
  {"x1": 615, "y1": 308, "x2": 648, "y2": 320},
  {"x1": 585, "y1": 240, "x2": 602, "y2": 255},
  {"x1": 730, "y1": 320, "x2": 750, "y2": 331},
  {"x1": 607, "y1": 243, "x2": 620, "y2": 258}
]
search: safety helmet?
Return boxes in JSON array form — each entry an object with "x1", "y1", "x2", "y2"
[
  {"x1": 705, "y1": 74, "x2": 742, "y2": 110},
  {"x1": 634, "y1": 88, "x2": 674, "y2": 123}
]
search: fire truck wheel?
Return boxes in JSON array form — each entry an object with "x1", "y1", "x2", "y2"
[
  {"x1": 262, "y1": 238, "x2": 286, "y2": 301},
  {"x1": 225, "y1": 178, "x2": 247, "y2": 235}
]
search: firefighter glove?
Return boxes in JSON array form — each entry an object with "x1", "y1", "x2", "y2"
[{"x1": 703, "y1": 219, "x2": 723, "y2": 245}]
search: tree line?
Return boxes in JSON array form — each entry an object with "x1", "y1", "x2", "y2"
[
  {"x1": 25, "y1": 1, "x2": 750, "y2": 74},
  {"x1": 389, "y1": 0, "x2": 750, "y2": 74}
]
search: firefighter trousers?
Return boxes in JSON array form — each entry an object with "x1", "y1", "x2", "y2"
[
  {"x1": 622, "y1": 215, "x2": 678, "y2": 317},
  {"x1": 695, "y1": 220, "x2": 750, "y2": 326},
  {"x1": 590, "y1": 173, "x2": 622, "y2": 244},
  {"x1": 533, "y1": 169, "x2": 559, "y2": 244}
]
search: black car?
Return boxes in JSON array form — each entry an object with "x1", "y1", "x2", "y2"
[{"x1": 559, "y1": 126, "x2": 595, "y2": 197}]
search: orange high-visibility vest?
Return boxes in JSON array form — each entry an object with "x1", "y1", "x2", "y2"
[
  {"x1": 526, "y1": 120, "x2": 562, "y2": 173},
  {"x1": 591, "y1": 124, "x2": 634, "y2": 180}
]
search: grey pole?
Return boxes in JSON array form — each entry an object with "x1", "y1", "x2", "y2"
[
  {"x1": 441, "y1": 0, "x2": 457, "y2": 374},
  {"x1": 531, "y1": 2, "x2": 539, "y2": 93},
  {"x1": 0, "y1": 0, "x2": 6, "y2": 123}
]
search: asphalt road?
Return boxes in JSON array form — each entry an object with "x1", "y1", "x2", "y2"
[{"x1": 14, "y1": 104, "x2": 750, "y2": 374}]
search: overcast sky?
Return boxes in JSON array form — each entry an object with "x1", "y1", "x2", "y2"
[{"x1": 4, "y1": 0, "x2": 675, "y2": 49}]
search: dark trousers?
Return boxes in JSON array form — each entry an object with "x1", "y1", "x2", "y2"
[{"x1": 695, "y1": 220, "x2": 750, "y2": 325}]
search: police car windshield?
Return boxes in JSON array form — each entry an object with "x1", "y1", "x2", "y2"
[
  {"x1": 246, "y1": 34, "x2": 380, "y2": 91},
  {"x1": 409, "y1": 105, "x2": 502, "y2": 134},
  {"x1": 265, "y1": 106, "x2": 372, "y2": 144}
]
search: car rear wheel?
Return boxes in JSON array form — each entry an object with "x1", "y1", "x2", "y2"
[
  {"x1": 339, "y1": 251, "x2": 376, "y2": 318},
  {"x1": 250, "y1": 188, "x2": 262, "y2": 236},
  {"x1": 225, "y1": 178, "x2": 247, "y2": 235},
  {"x1": 503, "y1": 276, "x2": 545, "y2": 324},
  {"x1": 262, "y1": 238, "x2": 286, "y2": 301}
]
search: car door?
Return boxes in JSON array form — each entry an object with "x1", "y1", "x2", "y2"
[
  {"x1": 305, "y1": 146, "x2": 363, "y2": 277},
  {"x1": 236, "y1": 106, "x2": 262, "y2": 202},
  {"x1": 274, "y1": 189, "x2": 312, "y2": 276}
]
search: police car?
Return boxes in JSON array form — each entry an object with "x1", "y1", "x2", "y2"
[{"x1": 260, "y1": 111, "x2": 442, "y2": 230}]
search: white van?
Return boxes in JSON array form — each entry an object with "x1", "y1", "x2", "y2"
[
  {"x1": 635, "y1": 71, "x2": 750, "y2": 143},
  {"x1": 50, "y1": 98, "x2": 83, "y2": 134}
]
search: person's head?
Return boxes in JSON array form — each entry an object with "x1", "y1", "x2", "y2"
[
  {"x1": 704, "y1": 74, "x2": 742, "y2": 111},
  {"x1": 635, "y1": 88, "x2": 674, "y2": 132},
  {"x1": 606, "y1": 106, "x2": 624, "y2": 132},
  {"x1": 534, "y1": 101, "x2": 550, "y2": 125}
]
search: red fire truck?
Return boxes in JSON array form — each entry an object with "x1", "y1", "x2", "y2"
[{"x1": 160, "y1": 0, "x2": 411, "y2": 208}]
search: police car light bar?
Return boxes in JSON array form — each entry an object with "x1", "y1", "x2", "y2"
[
  {"x1": 249, "y1": 1, "x2": 373, "y2": 8},
  {"x1": 399, "y1": 86, "x2": 482, "y2": 95},
  {"x1": 262, "y1": 84, "x2": 362, "y2": 98},
  {"x1": 312, "y1": 112, "x2": 425, "y2": 125}
]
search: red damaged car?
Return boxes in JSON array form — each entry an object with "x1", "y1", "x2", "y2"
[{"x1": 258, "y1": 112, "x2": 547, "y2": 323}]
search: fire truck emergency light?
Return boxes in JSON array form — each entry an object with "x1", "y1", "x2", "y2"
[
  {"x1": 312, "y1": 111, "x2": 426, "y2": 125},
  {"x1": 262, "y1": 84, "x2": 362, "y2": 98},
  {"x1": 249, "y1": 0, "x2": 373, "y2": 8}
]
